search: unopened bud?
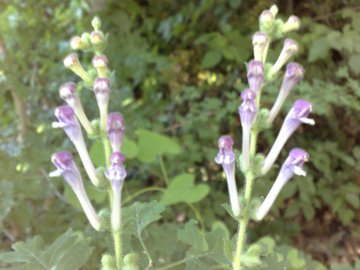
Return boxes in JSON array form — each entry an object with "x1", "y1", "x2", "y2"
[
  {"x1": 271, "y1": 39, "x2": 299, "y2": 76},
  {"x1": 92, "y1": 16, "x2": 102, "y2": 30},
  {"x1": 259, "y1": 10, "x2": 274, "y2": 32},
  {"x1": 63, "y1": 53, "x2": 92, "y2": 83},
  {"x1": 282, "y1": 15, "x2": 301, "y2": 33},
  {"x1": 252, "y1": 32, "x2": 269, "y2": 62},
  {"x1": 92, "y1": 55, "x2": 109, "y2": 77},
  {"x1": 90, "y1": 30, "x2": 104, "y2": 45}
]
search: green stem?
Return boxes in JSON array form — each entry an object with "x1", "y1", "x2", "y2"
[
  {"x1": 187, "y1": 203, "x2": 205, "y2": 231},
  {"x1": 159, "y1": 155, "x2": 169, "y2": 186},
  {"x1": 123, "y1": 187, "x2": 165, "y2": 205},
  {"x1": 232, "y1": 172, "x2": 254, "y2": 270},
  {"x1": 113, "y1": 231, "x2": 122, "y2": 270}
]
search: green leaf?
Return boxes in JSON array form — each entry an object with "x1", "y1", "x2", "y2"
[
  {"x1": 201, "y1": 50, "x2": 222, "y2": 68},
  {"x1": 229, "y1": 0, "x2": 242, "y2": 9},
  {"x1": 177, "y1": 220, "x2": 208, "y2": 253},
  {"x1": 136, "y1": 129, "x2": 181, "y2": 163},
  {"x1": 345, "y1": 193, "x2": 360, "y2": 208},
  {"x1": 0, "y1": 230, "x2": 93, "y2": 270},
  {"x1": 348, "y1": 54, "x2": 360, "y2": 75},
  {"x1": 122, "y1": 200, "x2": 165, "y2": 238},
  {"x1": 308, "y1": 37, "x2": 330, "y2": 62},
  {"x1": 287, "y1": 249, "x2": 306, "y2": 269},
  {"x1": 160, "y1": 173, "x2": 210, "y2": 205}
]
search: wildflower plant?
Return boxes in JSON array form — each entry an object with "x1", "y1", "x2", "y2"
[
  {"x1": 49, "y1": 17, "x2": 127, "y2": 269},
  {"x1": 215, "y1": 5, "x2": 315, "y2": 270}
]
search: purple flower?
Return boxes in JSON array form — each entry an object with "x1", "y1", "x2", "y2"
[
  {"x1": 105, "y1": 152, "x2": 126, "y2": 231},
  {"x1": 50, "y1": 151, "x2": 101, "y2": 230},
  {"x1": 262, "y1": 100, "x2": 314, "y2": 174},
  {"x1": 268, "y1": 63, "x2": 304, "y2": 123},
  {"x1": 52, "y1": 105, "x2": 82, "y2": 143},
  {"x1": 271, "y1": 39, "x2": 299, "y2": 76},
  {"x1": 215, "y1": 135, "x2": 240, "y2": 216},
  {"x1": 107, "y1": 112, "x2": 125, "y2": 152},
  {"x1": 52, "y1": 105, "x2": 101, "y2": 187},
  {"x1": 247, "y1": 60, "x2": 264, "y2": 94},
  {"x1": 256, "y1": 148, "x2": 308, "y2": 220},
  {"x1": 59, "y1": 82, "x2": 94, "y2": 135},
  {"x1": 94, "y1": 78, "x2": 111, "y2": 131},
  {"x1": 63, "y1": 53, "x2": 92, "y2": 83},
  {"x1": 239, "y1": 89, "x2": 257, "y2": 171},
  {"x1": 252, "y1": 32, "x2": 269, "y2": 63}
]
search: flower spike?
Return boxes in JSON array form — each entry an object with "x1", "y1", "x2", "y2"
[
  {"x1": 59, "y1": 82, "x2": 94, "y2": 135},
  {"x1": 268, "y1": 63, "x2": 304, "y2": 123},
  {"x1": 52, "y1": 106, "x2": 101, "y2": 186},
  {"x1": 262, "y1": 100, "x2": 314, "y2": 174},
  {"x1": 105, "y1": 152, "x2": 126, "y2": 231},
  {"x1": 239, "y1": 89, "x2": 257, "y2": 171},
  {"x1": 256, "y1": 148, "x2": 308, "y2": 220},
  {"x1": 215, "y1": 135, "x2": 240, "y2": 217},
  {"x1": 50, "y1": 151, "x2": 101, "y2": 230}
]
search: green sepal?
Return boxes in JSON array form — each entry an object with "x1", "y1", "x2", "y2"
[
  {"x1": 123, "y1": 253, "x2": 140, "y2": 270},
  {"x1": 101, "y1": 254, "x2": 116, "y2": 270}
]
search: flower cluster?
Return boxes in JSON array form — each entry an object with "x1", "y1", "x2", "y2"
[
  {"x1": 50, "y1": 17, "x2": 126, "y2": 232},
  {"x1": 215, "y1": 5, "x2": 314, "y2": 219}
]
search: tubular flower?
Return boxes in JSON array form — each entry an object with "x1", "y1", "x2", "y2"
[
  {"x1": 107, "y1": 112, "x2": 125, "y2": 152},
  {"x1": 268, "y1": 63, "x2": 304, "y2": 123},
  {"x1": 92, "y1": 55, "x2": 109, "y2": 77},
  {"x1": 63, "y1": 53, "x2": 92, "y2": 83},
  {"x1": 52, "y1": 105, "x2": 101, "y2": 187},
  {"x1": 239, "y1": 89, "x2": 257, "y2": 171},
  {"x1": 282, "y1": 15, "x2": 301, "y2": 33},
  {"x1": 259, "y1": 10, "x2": 274, "y2": 32},
  {"x1": 247, "y1": 60, "x2": 264, "y2": 94},
  {"x1": 105, "y1": 152, "x2": 127, "y2": 231},
  {"x1": 262, "y1": 100, "x2": 314, "y2": 174},
  {"x1": 94, "y1": 77, "x2": 111, "y2": 132},
  {"x1": 50, "y1": 151, "x2": 101, "y2": 230},
  {"x1": 59, "y1": 82, "x2": 94, "y2": 135},
  {"x1": 270, "y1": 39, "x2": 299, "y2": 76},
  {"x1": 252, "y1": 32, "x2": 269, "y2": 63},
  {"x1": 256, "y1": 148, "x2": 308, "y2": 220},
  {"x1": 215, "y1": 135, "x2": 240, "y2": 216}
]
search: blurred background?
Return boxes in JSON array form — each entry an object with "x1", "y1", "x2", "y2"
[{"x1": 0, "y1": 0, "x2": 359, "y2": 269}]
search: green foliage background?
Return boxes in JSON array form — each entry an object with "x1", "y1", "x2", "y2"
[{"x1": 0, "y1": 0, "x2": 359, "y2": 269}]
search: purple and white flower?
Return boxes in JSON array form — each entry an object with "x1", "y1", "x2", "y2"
[
  {"x1": 256, "y1": 148, "x2": 308, "y2": 220},
  {"x1": 107, "y1": 112, "x2": 125, "y2": 152},
  {"x1": 268, "y1": 63, "x2": 304, "y2": 123},
  {"x1": 252, "y1": 32, "x2": 269, "y2": 63},
  {"x1": 59, "y1": 82, "x2": 94, "y2": 135},
  {"x1": 247, "y1": 60, "x2": 264, "y2": 94},
  {"x1": 105, "y1": 152, "x2": 127, "y2": 231},
  {"x1": 52, "y1": 105, "x2": 101, "y2": 186},
  {"x1": 92, "y1": 55, "x2": 109, "y2": 78},
  {"x1": 271, "y1": 39, "x2": 299, "y2": 76},
  {"x1": 50, "y1": 151, "x2": 101, "y2": 230},
  {"x1": 239, "y1": 89, "x2": 257, "y2": 171},
  {"x1": 94, "y1": 77, "x2": 111, "y2": 132},
  {"x1": 262, "y1": 100, "x2": 314, "y2": 174},
  {"x1": 215, "y1": 135, "x2": 240, "y2": 216}
]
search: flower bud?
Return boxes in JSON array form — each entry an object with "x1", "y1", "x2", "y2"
[
  {"x1": 107, "y1": 112, "x2": 125, "y2": 152},
  {"x1": 59, "y1": 82, "x2": 94, "y2": 135},
  {"x1": 269, "y1": 4, "x2": 279, "y2": 17},
  {"x1": 239, "y1": 89, "x2": 257, "y2": 171},
  {"x1": 90, "y1": 30, "x2": 104, "y2": 45},
  {"x1": 268, "y1": 63, "x2": 304, "y2": 123},
  {"x1": 259, "y1": 10, "x2": 274, "y2": 32},
  {"x1": 247, "y1": 60, "x2": 264, "y2": 94},
  {"x1": 256, "y1": 148, "x2": 308, "y2": 220},
  {"x1": 271, "y1": 39, "x2": 299, "y2": 76},
  {"x1": 282, "y1": 15, "x2": 301, "y2": 33},
  {"x1": 70, "y1": 36, "x2": 89, "y2": 50},
  {"x1": 262, "y1": 100, "x2": 314, "y2": 174},
  {"x1": 94, "y1": 77, "x2": 111, "y2": 131},
  {"x1": 91, "y1": 16, "x2": 102, "y2": 30},
  {"x1": 215, "y1": 135, "x2": 240, "y2": 216},
  {"x1": 92, "y1": 55, "x2": 109, "y2": 77},
  {"x1": 52, "y1": 106, "x2": 101, "y2": 186},
  {"x1": 252, "y1": 32, "x2": 269, "y2": 63},
  {"x1": 105, "y1": 152, "x2": 126, "y2": 231},
  {"x1": 63, "y1": 53, "x2": 92, "y2": 83},
  {"x1": 50, "y1": 151, "x2": 101, "y2": 230}
]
